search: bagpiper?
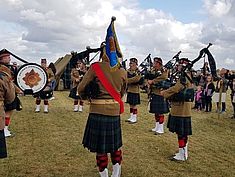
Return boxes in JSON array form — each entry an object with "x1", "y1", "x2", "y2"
[
  {"x1": 126, "y1": 58, "x2": 142, "y2": 123},
  {"x1": 69, "y1": 58, "x2": 87, "y2": 112},
  {"x1": 161, "y1": 58, "x2": 194, "y2": 161},
  {"x1": 147, "y1": 57, "x2": 169, "y2": 134}
]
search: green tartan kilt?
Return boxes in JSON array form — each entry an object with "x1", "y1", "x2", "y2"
[
  {"x1": 149, "y1": 94, "x2": 169, "y2": 114},
  {"x1": 126, "y1": 92, "x2": 140, "y2": 105},
  {"x1": 167, "y1": 114, "x2": 192, "y2": 136},
  {"x1": 82, "y1": 113, "x2": 122, "y2": 153}
]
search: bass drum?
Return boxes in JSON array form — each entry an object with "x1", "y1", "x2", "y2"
[{"x1": 16, "y1": 63, "x2": 48, "y2": 95}]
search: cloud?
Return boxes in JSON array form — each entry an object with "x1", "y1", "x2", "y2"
[
  {"x1": 225, "y1": 58, "x2": 234, "y2": 64},
  {"x1": 200, "y1": 0, "x2": 235, "y2": 69},
  {"x1": 203, "y1": 0, "x2": 233, "y2": 17},
  {"x1": 0, "y1": 0, "x2": 234, "y2": 70}
]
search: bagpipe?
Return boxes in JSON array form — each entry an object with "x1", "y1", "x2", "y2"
[
  {"x1": 168, "y1": 43, "x2": 217, "y2": 102},
  {"x1": 138, "y1": 43, "x2": 216, "y2": 102},
  {"x1": 155, "y1": 51, "x2": 182, "y2": 89},
  {"x1": 70, "y1": 46, "x2": 102, "y2": 68},
  {"x1": 139, "y1": 54, "x2": 153, "y2": 77},
  {"x1": 139, "y1": 52, "x2": 182, "y2": 89},
  {"x1": 74, "y1": 35, "x2": 122, "y2": 99},
  {"x1": 162, "y1": 43, "x2": 216, "y2": 84},
  {"x1": 70, "y1": 46, "x2": 103, "y2": 99},
  {"x1": 138, "y1": 54, "x2": 157, "y2": 88}
]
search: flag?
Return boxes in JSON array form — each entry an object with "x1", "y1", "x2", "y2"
[{"x1": 104, "y1": 17, "x2": 123, "y2": 69}]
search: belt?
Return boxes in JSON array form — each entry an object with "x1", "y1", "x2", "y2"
[{"x1": 89, "y1": 99, "x2": 118, "y2": 105}]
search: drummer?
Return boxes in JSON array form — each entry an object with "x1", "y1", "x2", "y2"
[{"x1": 35, "y1": 59, "x2": 55, "y2": 113}]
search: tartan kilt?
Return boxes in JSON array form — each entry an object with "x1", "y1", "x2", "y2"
[
  {"x1": 34, "y1": 90, "x2": 53, "y2": 100},
  {"x1": 126, "y1": 92, "x2": 140, "y2": 105},
  {"x1": 39, "y1": 90, "x2": 53, "y2": 100},
  {"x1": 167, "y1": 114, "x2": 192, "y2": 136},
  {"x1": 149, "y1": 94, "x2": 169, "y2": 114},
  {"x1": 69, "y1": 87, "x2": 79, "y2": 99},
  {"x1": 5, "y1": 96, "x2": 22, "y2": 111},
  {"x1": 82, "y1": 113, "x2": 122, "y2": 153}
]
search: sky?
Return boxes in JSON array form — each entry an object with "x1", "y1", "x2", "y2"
[{"x1": 0, "y1": 0, "x2": 235, "y2": 70}]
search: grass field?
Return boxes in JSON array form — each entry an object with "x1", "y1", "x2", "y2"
[{"x1": 0, "y1": 91, "x2": 234, "y2": 177}]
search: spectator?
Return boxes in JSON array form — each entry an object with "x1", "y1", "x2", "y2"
[
  {"x1": 195, "y1": 85, "x2": 203, "y2": 111},
  {"x1": 203, "y1": 75, "x2": 215, "y2": 112}
]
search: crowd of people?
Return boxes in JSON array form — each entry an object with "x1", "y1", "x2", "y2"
[
  {"x1": 193, "y1": 62, "x2": 235, "y2": 117},
  {"x1": 0, "y1": 47, "x2": 234, "y2": 177}
]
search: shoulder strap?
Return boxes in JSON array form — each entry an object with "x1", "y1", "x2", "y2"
[{"x1": 91, "y1": 63, "x2": 124, "y2": 114}]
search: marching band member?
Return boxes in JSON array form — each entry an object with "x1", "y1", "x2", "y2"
[
  {"x1": 69, "y1": 59, "x2": 87, "y2": 112},
  {"x1": 0, "y1": 49, "x2": 22, "y2": 137},
  {"x1": 126, "y1": 58, "x2": 142, "y2": 123},
  {"x1": 35, "y1": 59, "x2": 55, "y2": 113},
  {"x1": 147, "y1": 57, "x2": 169, "y2": 134},
  {"x1": 0, "y1": 50, "x2": 15, "y2": 158},
  {"x1": 77, "y1": 48, "x2": 127, "y2": 177},
  {"x1": 160, "y1": 58, "x2": 194, "y2": 161}
]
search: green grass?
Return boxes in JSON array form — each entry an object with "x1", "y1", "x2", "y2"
[{"x1": 0, "y1": 91, "x2": 234, "y2": 177}]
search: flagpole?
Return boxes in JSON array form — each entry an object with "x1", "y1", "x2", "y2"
[{"x1": 218, "y1": 80, "x2": 223, "y2": 118}]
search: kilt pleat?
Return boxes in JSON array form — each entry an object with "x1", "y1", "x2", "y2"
[
  {"x1": 149, "y1": 94, "x2": 169, "y2": 114},
  {"x1": 167, "y1": 114, "x2": 192, "y2": 136},
  {"x1": 126, "y1": 92, "x2": 140, "y2": 105},
  {"x1": 82, "y1": 113, "x2": 122, "y2": 153}
]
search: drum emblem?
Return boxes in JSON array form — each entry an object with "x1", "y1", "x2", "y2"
[
  {"x1": 23, "y1": 69, "x2": 42, "y2": 88},
  {"x1": 17, "y1": 63, "x2": 48, "y2": 94}
]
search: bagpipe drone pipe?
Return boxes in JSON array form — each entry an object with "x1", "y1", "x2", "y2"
[
  {"x1": 70, "y1": 46, "x2": 102, "y2": 68},
  {"x1": 190, "y1": 43, "x2": 217, "y2": 78},
  {"x1": 168, "y1": 43, "x2": 217, "y2": 102},
  {"x1": 139, "y1": 51, "x2": 182, "y2": 90},
  {"x1": 164, "y1": 43, "x2": 217, "y2": 83},
  {"x1": 139, "y1": 54, "x2": 153, "y2": 78}
]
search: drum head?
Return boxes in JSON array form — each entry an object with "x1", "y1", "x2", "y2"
[{"x1": 17, "y1": 63, "x2": 48, "y2": 94}]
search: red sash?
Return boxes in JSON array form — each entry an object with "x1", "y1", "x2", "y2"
[{"x1": 92, "y1": 63, "x2": 124, "y2": 114}]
